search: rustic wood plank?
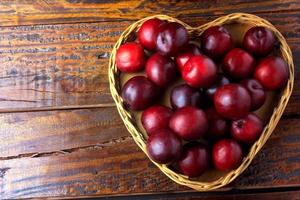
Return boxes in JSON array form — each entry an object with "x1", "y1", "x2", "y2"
[
  {"x1": 0, "y1": 13, "x2": 299, "y2": 113},
  {"x1": 0, "y1": 0, "x2": 300, "y2": 26},
  {"x1": 0, "y1": 21, "x2": 130, "y2": 110},
  {"x1": 0, "y1": 111, "x2": 300, "y2": 198},
  {"x1": 0, "y1": 107, "x2": 128, "y2": 158},
  {"x1": 0, "y1": 1, "x2": 299, "y2": 199},
  {"x1": 109, "y1": 190, "x2": 300, "y2": 200}
]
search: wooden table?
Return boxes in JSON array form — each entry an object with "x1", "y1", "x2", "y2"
[{"x1": 0, "y1": 1, "x2": 300, "y2": 199}]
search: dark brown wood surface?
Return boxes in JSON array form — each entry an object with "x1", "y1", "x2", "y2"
[
  {"x1": 0, "y1": 0, "x2": 299, "y2": 199},
  {"x1": 0, "y1": 0, "x2": 299, "y2": 26},
  {"x1": 105, "y1": 191, "x2": 300, "y2": 200},
  {"x1": 0, "y1": 3, "x2": 299, "y2": 113}
]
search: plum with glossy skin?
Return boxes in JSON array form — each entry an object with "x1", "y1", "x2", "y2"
[
  {"x1": 176, "y1": 43, "x2": 202, "y2": 71},
  {"x1": 169, "y1": 106, "x2": 208, "y2": 140},
  {"x1": 116, "y1": 42, "x2": 145, "y2": 72},
  {"x1": 214, "y1": 84, "x2": 251, "y2": 119},
  {"x1": 205, "y1": 107, "x2": 229, "y2": 138},
  {"x1": 201, "y1": 26, "x2": 233, "y2": 58},
  {"x1": 170, "y1": 84, "x2": 203, "y2": 109},
  {"x1": 182, "y1": 55, "x2": 217, "y2": 88},
  {"x1": 147, "y1": 129, "x2": 182, "y2": 164},
  {"x1": 141, "y1": 105, "x2": 173, "y2": 135},
  {"x1": 243, "y1": 26, "x2": 275, "y2": 56},
  {"x1": 231, "y1": 113, "x2": 263, "y2": 144},
  {"x1": 138, "y1": 18, "x2": 165, "y2": 50},
  {"x1": 205, "y1": 74, "x2": 230, "y2": 100},
  {"x1": 223, "y1": 48, "x2": 256, "y2": 79},
  {"x1": 121, "y1": 76, "x2": 158, "y2": 110},
  {"x1": 254, "y1": 56, "x2": 289, "y2": 90},
  {"x1": 241, "y1": 79, "x2": 266, "y2": 110},
  {"x1": 177, "y1": 142, "x2": 210, "y2": 177},
  {"x1": 145, "y1": 53, "x2": 177, "y2": 87},
  {"x1": 156, "y1": 22, "x2": 189, "y2": 56},
  {"x1": 212, "y1": 139, "x2": 243, "y2": 171}
]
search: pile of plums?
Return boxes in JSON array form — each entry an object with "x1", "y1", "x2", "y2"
[{"x1": 116, "y1": 18, "x2": 289, "y2": 177}]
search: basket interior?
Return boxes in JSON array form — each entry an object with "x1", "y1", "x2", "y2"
[{"x1": 118, "y1": 21, "x2": 282, "y2": 182}]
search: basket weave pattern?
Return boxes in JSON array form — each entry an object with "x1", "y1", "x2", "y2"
[{"x1": 108, "y1": 13, "x2": 294, "y2": 191}]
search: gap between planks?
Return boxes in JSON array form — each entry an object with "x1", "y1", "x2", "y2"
[
  {"x1": 1, "y1": 105, "x2": 299, "y2": 116},
  {"x1": 0, "y1": 136, "x2": 132, "y2": 161},
  {"x1": 0, "y1": 103, "x2": 116, "y2": 114}
]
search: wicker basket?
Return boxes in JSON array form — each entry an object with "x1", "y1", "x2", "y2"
[{"x1": 108, "y1": 13, "x2": 294, "y2": 191}]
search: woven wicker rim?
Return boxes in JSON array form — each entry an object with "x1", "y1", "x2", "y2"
[{"x1": 108, "y1": 13, "x2": 294, "y2": 191}]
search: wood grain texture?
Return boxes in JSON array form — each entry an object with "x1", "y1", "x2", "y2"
[
  {"x1": 0, "y1": 13, "x2": 299, "y2": 113},
  {"x1": 0, "y1": 1, "x2": 300, "y2": 199},
  {"x1": 0, "y1": 109, "x2": 300, "y2": 198},
  {"x1": 0, "y1": 107, "x2": 128, "y2": 158},
  {"x1": 0, "y1": 0, "x2": 300, "y2": 26},
  {"x1": 110, "y1": 190, "x2": 300, "y2": 200},
  {"x1": 0, "y1": 21, "x2": 130, "y2": 110}
]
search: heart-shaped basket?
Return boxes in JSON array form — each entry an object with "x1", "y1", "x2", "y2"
[{"x1": 108, "y1": 13, "x2": 294, "y2": 191}]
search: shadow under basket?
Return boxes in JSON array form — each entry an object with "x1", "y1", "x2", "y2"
[{"x1": 108, "y1": 13, "x2": 294, "y2": 191}]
